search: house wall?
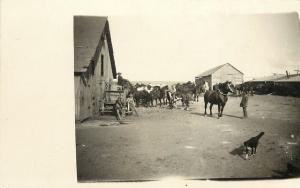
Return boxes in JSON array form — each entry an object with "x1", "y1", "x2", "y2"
[
  {"x1": 212, "y1": 64, "x2": 243, "y2": 86},
  {"x1": 75, "y1": 74, "x2": 92, "y2": 121},
  {"x1": 75, "y1": 33, "x2": 115, "y2": 122},
  {"x1": 74, "y1": 76, "x2": 81, "y2": 121}
]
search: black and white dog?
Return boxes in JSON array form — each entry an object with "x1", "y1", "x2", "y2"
[{"x1": 244, "y1": 132, "x2": 265, "y2": 159}]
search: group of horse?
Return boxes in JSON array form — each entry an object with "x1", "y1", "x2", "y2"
[
  {"x1": 122, "y1": 80, "x2": 246, "y2": 119},
  {"x1": 124, "y1": 81, "x2": 207, "y2": 109}
]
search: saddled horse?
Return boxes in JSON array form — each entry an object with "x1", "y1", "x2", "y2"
[{"x1": 204, "y1": 81, "x2": 235, "y2": 118}]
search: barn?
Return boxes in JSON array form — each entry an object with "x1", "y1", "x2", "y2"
[
  {"x1": 244, "y1": 74, "x2": 287, "y2": 94},
  {"x1": 273, "y1": 75, "x2": 300, "y2": 97},
  {"x1": 195, "y1": 63, "x2": 244, "y2": 90},
  {"x1": 74, "y1": 16, "x2": 117, "y2": 122}
]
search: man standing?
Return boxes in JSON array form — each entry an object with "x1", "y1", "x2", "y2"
[
  {"x1": 114, "y1": 96, "x2": 125, "y2": 121},
  {"x1": 240, "y1": 90, "x2": 249, "y2": 118},
  {"x1": 126, "y1": 93, "x2": 139, "y2": 116},
  {"x1": 117, "y1": 72, "x2": 124, "y2": 89}
]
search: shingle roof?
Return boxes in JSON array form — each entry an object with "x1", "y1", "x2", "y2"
[
  {"x1": 74, "y1": 16, "x2": 116, "y2": 78},
  {"x1": 196, "y1": 63, "x2": 243, "y2": 78}
]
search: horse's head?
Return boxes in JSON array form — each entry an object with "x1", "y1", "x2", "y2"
[
  {"x1": 219, "y1": 81, "x2": 235, "y2": 94},
  {"x1": 226, "y1": 81, "x2": 235, "y2": 93},
  {"x1": 229, "y1": 82, "x2": 236, "y2": 93},
  {"x1": 160, "y1": 85, "x2": 168, "y2": 92}
]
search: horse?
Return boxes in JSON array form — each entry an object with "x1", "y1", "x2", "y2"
[
  {"x1": 159, "y1": 85, "x2": 169, "y2": 105},
  {"x1": 175, "y1": 81, "x2": 195, "y2": 109},
  {"x1": 133, "y1": 85, "x2": 152, "y2": 107},
  {"x1": 150, "y1": 86, "x2": 162, "y2": 106},
  {"x1": 234, "y1": 83, "x2": 244, "y2": 96},
  {"x1": 192, "y1": 84, "x2": 203, "y2": 102},
  {"x1": 204, "y1": 81, "x2": 235, "y2": 118}
]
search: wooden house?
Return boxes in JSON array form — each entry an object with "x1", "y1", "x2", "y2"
[
  {"x1": 195, "y1": 63, "x2": 244, "y2": 89},
  {"x1": 74, "y1": 16, "x2": 117, "y2": 122}
]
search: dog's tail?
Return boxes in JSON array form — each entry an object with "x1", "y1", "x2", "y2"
[{"x1": 256, "y1": 132, "x2": 265, "y2": 140}]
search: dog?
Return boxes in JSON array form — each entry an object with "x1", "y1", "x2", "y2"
[{"x1": 243, "y1": 132, "x2": 265, "y2": 159}]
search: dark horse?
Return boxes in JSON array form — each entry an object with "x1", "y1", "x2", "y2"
[
  {"x1": 204, "y1": 81, "x2": 235, "y2": 118},
  {"x1": 150, "y1": 86, "x2": 161, "y2": 106},
  {"x1": 133, "y1": 85, "x2": 152, "y2": 107},
  {"x1": 160, "y1": 85, "x2": 169, "y2": 105}
]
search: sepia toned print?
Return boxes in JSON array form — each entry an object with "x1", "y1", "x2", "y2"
[{"x1": 74, "y1": 14, "x2": 300, "y2": 182}]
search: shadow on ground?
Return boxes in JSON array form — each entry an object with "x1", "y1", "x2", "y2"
[
  {"x1": 230, "y1": 145, "x2": 245, "y2": 160},
  {"x1": 222, "y1": 114, "x2": 243, "y2": 119},
  {"x1": 190, "y1": 112, "x2": 217, "y2": 118},
  {"x1": 190, "y1": 112, "x2": 243, "y2": 120}
]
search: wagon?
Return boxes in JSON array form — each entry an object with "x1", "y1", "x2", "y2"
[{"x1": 101, "y1": 87, "x2": 132, "y2": 115}]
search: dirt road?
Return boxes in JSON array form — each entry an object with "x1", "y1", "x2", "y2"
[{"x1": 76, "y1": 95, "x2": 300, "y2": 181}]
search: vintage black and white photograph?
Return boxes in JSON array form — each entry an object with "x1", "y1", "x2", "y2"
[{"x1": 74, "y1": 13, "x2": 300, "y2": 182}]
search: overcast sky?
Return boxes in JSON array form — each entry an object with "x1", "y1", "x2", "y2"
[{"x1": 109, "y1": 12, "x2": 300, "y2": 81}]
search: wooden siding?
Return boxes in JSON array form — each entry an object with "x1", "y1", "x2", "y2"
[
  {"x1": 75, "y1": 34, "x2": 115, "y2": 122},
  {"x1": 74, "y1": 76, "x2": 81, "y2": 121},
  {"x1": 212, "y1": 64, "x2": 243, "y2": 85}
]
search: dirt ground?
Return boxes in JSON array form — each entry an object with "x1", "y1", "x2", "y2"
[{"x1": 76, "y1": 95, "x2": 300, "y2": 182}]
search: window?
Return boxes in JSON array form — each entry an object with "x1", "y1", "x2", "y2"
[{"x1": 101, "y1": 54, "x2": 104, "y2": 76}]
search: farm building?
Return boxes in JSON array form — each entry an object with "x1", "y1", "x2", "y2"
[
  {"x1": 244, "y1": 74, "x2": 287, "y2": 94},
  {"x1": 273, "y1": 75, "x2": 300, "y2": 97},
  {"x1": 74, "y1": 16, "x2": 117, "y2": 122},
  {"x1": 195, "y1": 63, "x2": 244, "y2": 89}
]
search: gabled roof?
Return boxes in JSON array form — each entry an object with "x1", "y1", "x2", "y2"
[
  {"x1": 250, "y1": 74, "x2": 286, "y2": 82},
  {"x1": 196, "y1": 63, "x2": 243, "y2": 78},
  {"x1": 74, "y1": 16, "x2": 117, "y2": 78}
]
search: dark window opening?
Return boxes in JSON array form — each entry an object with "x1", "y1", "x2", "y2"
[{"x1": 101, "y1": 55, "x2": 104, "y2": 76}]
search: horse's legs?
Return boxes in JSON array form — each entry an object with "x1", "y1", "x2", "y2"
[
  {"x1": 220, "y1": 104, "x2": 225, "y2": 117},
  {"x1": 209, "y1": 103, "x2": 213, "y2": 116},
  {"x1": 135, "y1": 98, "x2": 139, "y2": 107},
  {"x1": 218, "y1": 104, "x2": 220, "y2": 117},
  {"x1": 204, "y1": 101, "x2": 207, "y2": 115}
]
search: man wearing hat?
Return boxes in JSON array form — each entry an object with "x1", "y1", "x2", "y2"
[{"x1": 117, "y1": 72, "x2": 124, "y2": 88}]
